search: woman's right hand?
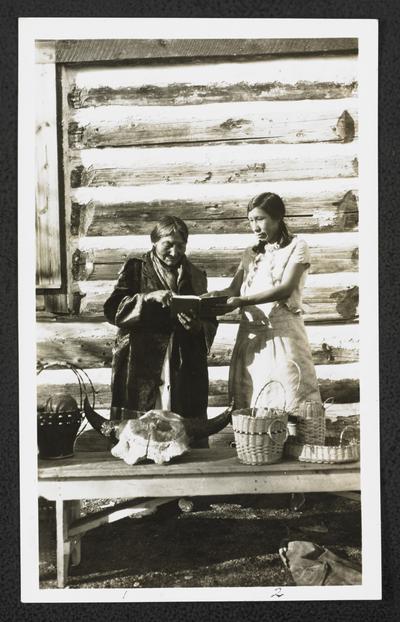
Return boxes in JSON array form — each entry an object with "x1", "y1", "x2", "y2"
[{"x1": 144, "y1": 290, "x2": 172, "y2": 308}]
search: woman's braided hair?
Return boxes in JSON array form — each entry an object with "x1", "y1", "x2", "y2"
[{"x1": 247, "y1": 192, "x2": 292, "y2": 249}]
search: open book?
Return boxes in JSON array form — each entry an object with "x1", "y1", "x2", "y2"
[{"x1": 170, "y1": 294, "x2": 229, "y2": 319}]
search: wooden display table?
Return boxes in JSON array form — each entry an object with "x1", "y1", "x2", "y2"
[{"x1": 38, "y1": 448, "x2": 360, "y2": 588}]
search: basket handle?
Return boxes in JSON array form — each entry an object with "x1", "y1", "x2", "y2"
[
  {"x1": 252, "y1": 379, "x2": 286, "y2": 416},
  {"x1": 37, "y1": 361, "x2": 96, "y2": 411},
  {"x1": 252, "y1": 359, "x2": 301, "y2": 416},
  {"x1": 339, "y1": 425, "x2": 359, "y2": 445},
  {"x1": 323, "y1": 397, "x2": 335, "y2": 410},
  {"x1": 267, "y1": 419, "x2": 289, "y2": 444}
]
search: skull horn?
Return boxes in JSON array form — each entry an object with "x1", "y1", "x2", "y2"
[
  {"x1": 84, "y1": 397, "x2": 234, "y2": 444},
  {"x1": 83, "y1": 397, "x2": 119, "y2": 446},
  {"x1": 183, "y1": 400, "x2": 234, "y2": 440}
]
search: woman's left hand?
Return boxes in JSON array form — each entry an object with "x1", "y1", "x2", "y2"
[
  {"x1": 177, "y1": 312, "x2": 202, "y2": 334},
  {"x1": 226, "y1": 296, "x2": 242, "y2": 309}
]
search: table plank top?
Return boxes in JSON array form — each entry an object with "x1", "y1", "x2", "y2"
[{"x1": 38, "y1": 448, "x2": 360, "y2": 481}]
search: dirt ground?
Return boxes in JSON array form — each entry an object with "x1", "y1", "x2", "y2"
[{"x1": 39, "y1": 492, "x2": 361, "y2": 589}]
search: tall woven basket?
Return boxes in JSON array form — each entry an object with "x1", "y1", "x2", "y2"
[
  {"x1": 232, "y1": 367, "x2": 300, "y2": 465},
  {"x1": 295, "y1": 397, "x2": 332, "y2": 445},
  {"x1": 37, "y1": 362, "x2": 95, "y2": 459}
]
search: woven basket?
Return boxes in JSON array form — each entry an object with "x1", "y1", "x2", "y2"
[
  {"x1": 37, "y1": 362, "x2": 95, "y2": 459},
  {"x1": 295, "y1": 397, "x2": 331, "y2": 445},
  {"x1": 232, "y1": 361, "x2": 301, "y2": 465},
  {"x1": 286, "y1": 425, "x2": 360, "y2": 464}
]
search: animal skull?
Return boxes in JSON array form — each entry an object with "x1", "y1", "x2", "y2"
[
  {"x1": 83, "y1": 397, "x2": 233, "y2": 465},
  {"x1": 111, "y1": 410, "x2": 190, "y2": 465}
]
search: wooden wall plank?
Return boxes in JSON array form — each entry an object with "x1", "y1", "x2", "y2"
[
  {"x1": 74, "y1": 273, "x2": 359, "y2": 323},
  {"x1": 207, "y1": 379, "x2": 360, "y2": 406},
  {"x1": 73, "y1": 232, "x2": 359, "y2": 280},
  {"x1": 35, "y1": 63, "x2": 62, "y2": 288},
  {"x1": 37, "y1": 362, "x2": 359, "y2": 408},
  {"x1": 206, "y1": 273, "x2": 359, "y2": 323},
  {"x1": 68, "y1": 56, "x2": 357, "y2": 107},
  {"x1": 52, "y1": 38, "x2": 358, "y2": 64},
  {"x1": 206, "y1": 402, "x2": 360, "y2": 421},
  {"x1": 71, "y1": 196, "x2": 359, "y2": 236},
  {"x1": 206, "y1": 363, "x2": 360, "y2": 406},
  {"x1": 69, "y1": 80, "x2": 357, "y2": 109},
  {"x1": 67, "y1": 55, "x2": 357, "y2": 109},
  {"x1": 74, "y1": 247, "x2": 358, "y2": 280},
  {"x1": 71, "y1": 181, "x2": 358, "y2": 236},
  {"x1": 70, "y1": 142, "x2": 358, "y2": 187},
  {"x1": 68, "y1": 100, "x2": 357, "y2": 148},
  {"x1": 36, "y1": 320, "x2": 359, "y2": 369},
  {"x1": 69, "y1": 56, "x2": 357, "y2": 95}
]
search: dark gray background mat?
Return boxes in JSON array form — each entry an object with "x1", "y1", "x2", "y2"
[{"x1": 1, "y1": 1, "x2": 398, "y2": 619}]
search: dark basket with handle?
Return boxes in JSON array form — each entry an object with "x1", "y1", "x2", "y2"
[{"x1": 37, "y1": 362, "x2": 95, "y2": 459}]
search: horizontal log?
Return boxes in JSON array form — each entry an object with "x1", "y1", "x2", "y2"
[
  {"x1": 208, "y1": 273, "x2": 359, "y2": 323},
  {"x1": 209, "y1": 402, "x2": 360, "y2": 424},
  {"x1": 37, "y1": 363, "x2": 359, "y2": 410},
  {"x1": 69, "y1": 81, "x2": 357, "y2": 110},
  {"x1": 36, "y1": 321, "x2": 359, "y2": 369},
  {"x1": 69, "y1": 56, "x2": 357, "y2": 107},
  {"x1": 206, "y1": 363, "x2": 360, "y2": 406},
  {"x1": 73, "y1": 232, "x2": 359, "y2": 279},
  {"x1": 71, "y1": 183, "x2": 358, "y2": 236},
  {"x1": 208, "y1": 379, "x2": 360, "y2": 406},
  {"x1": 70, "y1": 56, "x2": 357, "y2": 100},
  {"x1": 54, "y1": 38, "x2": 358, "y2": 64},
  {"x1": 70, "y1": 142, "x2": 358, "y2": 187},
  {"x1": 207, "y1": 403, "x2": 360, "y2": 422},
  {"x1": 75, "y1": 273, "x2": 359, "y2": 323},
  {"x1": 68, "y1": 100, "x2": 357, "y2": 148},
  {"x1": 74, "y1": 247, "x2": 358, "y2": 280}
]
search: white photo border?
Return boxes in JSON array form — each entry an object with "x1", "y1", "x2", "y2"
[{"x1": 19, "y1": 17, "x2": 380, "y2": 603}]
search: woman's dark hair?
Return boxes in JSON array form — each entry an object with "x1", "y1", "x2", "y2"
[
  {"x1": 150, "y1": 215, "x2": 189, "y2": 244},
  {"x1": 247, "y1": 192, "x2": 292, "y2": 248}
]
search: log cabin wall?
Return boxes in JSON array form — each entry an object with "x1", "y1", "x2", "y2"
[{"x1": 36, "y1": 39, "x2": 360, "y2": 441}]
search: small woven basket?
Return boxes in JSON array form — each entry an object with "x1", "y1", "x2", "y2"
[
  {"x1": 37, "y1": 362, "x2": 95, "y2": 459},
  {"x1": 295, "y1": 397, "x2": 331, "y2": 445},
  {"x1": 286, "y1": 425, "x2": 360, "y2": 464},
  {"x1": 232, "y1": 362, "x2": 301, "y2": 465}
]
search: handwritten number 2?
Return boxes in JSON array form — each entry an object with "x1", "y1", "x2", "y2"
[{"x1": 271, "y1": 587, "x2": 284, "y2": 598}]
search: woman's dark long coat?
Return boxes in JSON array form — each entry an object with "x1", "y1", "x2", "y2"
[{"x1": 104, "y1": 253, "x2": 217, "y2": 424}]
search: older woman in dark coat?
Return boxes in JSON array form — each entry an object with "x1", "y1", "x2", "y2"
[{"x1": 104, "y1": 216, "x2": 217, "y2": 446}]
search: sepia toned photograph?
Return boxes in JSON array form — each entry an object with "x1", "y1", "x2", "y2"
[{"x1": 19, "y1": 18, "x2": 380, "y2": 602}]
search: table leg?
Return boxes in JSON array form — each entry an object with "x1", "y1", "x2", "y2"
[
  {"x1": 55, "y1": 499, "x2": 81, "y2": 588},
  {"x1": 69, "y1": 501, "x2": 81, "y2": 567}
]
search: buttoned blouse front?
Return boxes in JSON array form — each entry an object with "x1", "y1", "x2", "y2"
[{"x1": 239, "y1": 237, "x2": 311, "y2": 323}]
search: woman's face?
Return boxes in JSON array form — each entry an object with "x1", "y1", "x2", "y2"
[
  {"x1": 248, "y1": 207, "x2": 280, "y2": 243},
  {"x1": 154, "y1": 232, "x2": 187, "y2": 267}
]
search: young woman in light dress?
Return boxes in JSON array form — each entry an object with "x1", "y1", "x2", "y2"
[{"x1": 207, "y1": 192, "x2": 322, "y2": 508}]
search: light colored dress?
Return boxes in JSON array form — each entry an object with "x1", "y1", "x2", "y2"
[{"x1": 228, "y1": 237, "x2": 322, "y2": 413}]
